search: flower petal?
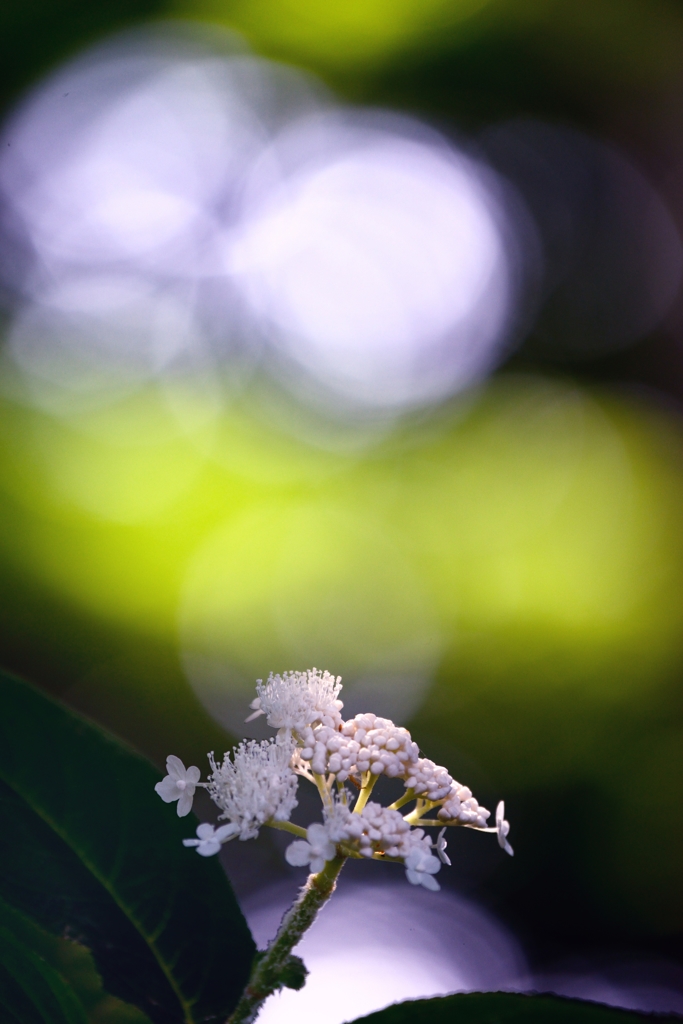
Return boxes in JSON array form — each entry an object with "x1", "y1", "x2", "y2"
[
  {"x1": 197, "y1": 841, "x2": 221, "y2": 856},
  {"x1": 196, "y1": 823, "x2": 215, "y2": 840},
  {"x1": 423, "y1": 854, "x2": 441, "y2": 875},
  {"x1": 309, "y1": 856, "x2": 326, "y2": 874},
  {"x1": 285, "y1": 841, "x2": 312, "y2": 867},
  {"x1": 215, "y1": 823, "x2": 240, "y2": 842},
  {"x1": 177, "y1": 789, "x2": 194, "y2": 817},
  {"x1": 306, "y1": 823, "x2": 328, "y2": 845},
  {"x1": 420, "y1": 873, "x2": 440, "y2": 891},
  {"x1": 155, "y1": 776, "x2": 180, "y2": 803},
  {"x1": 166, "y1": 755, "x2": 186, "y2": 779},
  {"x1": 182, "y1": 838, "x2": 200, "y2": 847},
  {"x1": 185, "y1": 765, "x2": 201, "y2": 785},
  {"x1": 404, "y1": 850, "x2": 422, "y2": 871},
  {"x1": 406, "y1": 869, "x2": 422, "y2": 885}
]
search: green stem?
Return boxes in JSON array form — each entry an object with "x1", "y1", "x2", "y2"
[
  {"x1": 266, "y1": 820, "x2": 308, "y2": 839},
  {"x1": 387, "y1": 789, "x2": 415, "y2": 812},
  {"x1": 313, "y1": 772, "x2": 333, "y2": 809},
  {"x1": 403, "y1": 798, "x2": 440, "y2": 825},
  {"x1": 226, "y1": 855, "x2": 347, "y2": 1024},
  {"x1": 353, "y1": 772, "x2": 377, "y2": 814}
]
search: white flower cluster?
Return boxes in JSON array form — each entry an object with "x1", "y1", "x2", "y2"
[
  {"x1": 285, "y1": 799, "x2": 442, "y2": 889},
  {"x1": 246, "y1": 669, "x2": 343, "y2": 734},
  {"x1": 437, "y1": 783, "x2": 491, "y2": 828},
  {"x1": 207, "y1": 738, "x2": 299, "y2": 840},
  {"x1": 154, "y1": 667, "x2": 513, "y2": 885},
  {"x1": 404, "y1": 758, "x2": 453, "y2": 801},
  {"x1": 300, "y1": 713, "x2": 419, "y2": 782}
]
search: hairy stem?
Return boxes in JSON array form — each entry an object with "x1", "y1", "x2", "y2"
[{"x1": 226, "y1": 855, "x2": 347, "y2": 1024}]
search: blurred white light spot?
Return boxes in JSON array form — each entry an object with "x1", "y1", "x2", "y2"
[
  {"x1": 245, "y1": 882, "x2": 528, "y2": 1024},
  {"x1": 7, "y1": 275, "x2": 201, "y2": 414},
  {"x1": 0, "y1": 48, "x2": 274, "y2": 278},
  {"x1": 0, "y1": 26, "x2": 530, "y2": 423},
  {"x1": 0, "y1": 25, "x2": 325, "y2": 417},
  {"x1": 229, "y1": 113, "x2": 521, "y2": 409}
]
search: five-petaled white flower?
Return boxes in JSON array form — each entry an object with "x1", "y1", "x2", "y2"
[
  {"x1": 183, "y1": 822, "x2": 239, "y2": 856},
  {"x1": 434, "y1": 827, "x2": 451, "y2": 866},
  {"x1": 496, "y1": 801, "x2": 514, "y2": 856},
  {"x1": 404, "y1": 848, "x2": 441, "y2": 891},
  {"x1": 155, "y1": 756, "x2": 201, "y2": 817},
  {"x1": 285, "y1": 823, "x2": 337, "y2": 874}
]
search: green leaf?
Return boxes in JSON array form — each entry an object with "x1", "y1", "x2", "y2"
[
  {"x1": 0, "y1": 921, "x2": 88, "y2": 1024},
  {"x1": 0, "y1": 670, "x2": 256, "y2": 1024},
  {"x1": 348, "y1": 992, "x2": 680, "y2": 1023},
  {"x1": 0, "y1": 895, "x2": 151, "y2": 1024}
]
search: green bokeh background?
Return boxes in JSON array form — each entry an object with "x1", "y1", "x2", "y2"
[{"x1": 3, "y1": 0, "x2": 683, "y2": 975}]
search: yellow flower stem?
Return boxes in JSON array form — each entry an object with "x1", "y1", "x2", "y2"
[
  {"x1": 313, "y1": 772, "x2": 333, "y2": 810},
  {"x1": 387, "y1": 789, "x2": 416, "y2": 812},
  {"x1": 266, "y1": 819, "x2": 308, "y2": 839},
  {"x1": 403, "y1": 798, "x2": 440, "y2": 825},
  {"x1": 352, "y1": 771, "x2": 377, "y2": 814}
]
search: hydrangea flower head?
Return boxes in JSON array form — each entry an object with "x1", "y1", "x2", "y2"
[
  {"x1": 246, "y1": 669, "x2": 343, "y2": 734},
  {"x1": 207, "y1": 737, "x2": 298, "y2": 840},
  {"x1": 155, "y1": 667, "x2": 513, "y2": 894}
]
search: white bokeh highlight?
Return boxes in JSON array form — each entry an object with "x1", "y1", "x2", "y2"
[
  {"x1": 0, "y1": 26, "x2": 527, "y2": 422},
  {"x1": 229, "y1": 113, "x2": 519, "y2": 409}
]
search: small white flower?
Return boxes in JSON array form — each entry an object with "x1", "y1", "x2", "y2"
[
  {"x1": 154, "y1": 756, "x2": 201, "y2": 817},
  {"x1": 405, "y1": 848, "x2": 441, "y2": 891},
  {"x1": 434, "y1": 827, "x2": 451, "y2": 866},
  {"x1": 496, "y1": 801, "x2": 514, "y2": 856},
  {"x1": 183, "y1": 822, "x2": 239, "y2": 856},
  {"x1": 285, "y1": 823, "x2": 337, "y2": 874}
]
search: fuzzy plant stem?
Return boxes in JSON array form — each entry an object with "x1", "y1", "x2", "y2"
[{"x1": 226, "y1": 854, "x2": 347, "y2": 1024}]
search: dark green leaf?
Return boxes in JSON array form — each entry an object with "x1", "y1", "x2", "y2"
[
  {"x1": 0, "y1": 670, "x2": 256, "y2": 1024},
  {"x1": 0, "y1": 921, "x2": 88, "y2": 1024},
  {"x1": 349, "y1": 992, "x2": 680, "y2": 1023},
  {"x1": 0, "y1": 895, "x2": 151, "y2": 1024}
]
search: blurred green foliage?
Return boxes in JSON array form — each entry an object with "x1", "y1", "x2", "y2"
[{"x1": 0, "y1": 672, "x2": 255, "y2": 1023}]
